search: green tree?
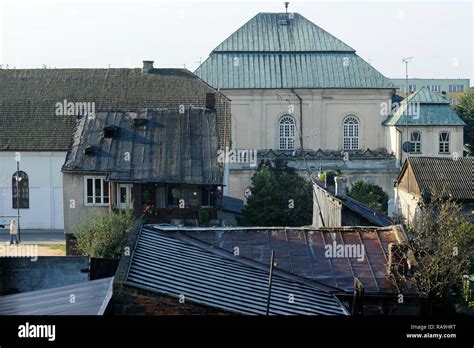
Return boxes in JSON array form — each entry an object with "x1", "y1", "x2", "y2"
[
  {"x1": 348, "y1": 180, "x2": 389, "y2": 212},
  {"x1": 237, "y1": 162, "x2": 313, "y2": 226},
  {"x1": 390, "y1": 194, "x2": 474, "y2": 309},
  {"x1": 454, "y1": 89, "x2": 474, "y2": 155},
  {"x1": 74, "y1": 209, "x2": 135, "y2": 258}
]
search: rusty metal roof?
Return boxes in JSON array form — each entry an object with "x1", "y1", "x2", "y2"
[{"x1": 124, "y1": 226, "x2": 349, "y2": 315}]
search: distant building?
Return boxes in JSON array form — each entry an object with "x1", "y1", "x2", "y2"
[
  {"x1": 393, "y1": 156, "x2": 474, "y2": 224},
  {"x1": 390, "y1": 78, "x2": 470, "y2": 106}
]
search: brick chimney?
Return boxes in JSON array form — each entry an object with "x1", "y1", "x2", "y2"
[
  {"x1": 142, "y1": 60, "x2": 154, "y2": 73},
  {"x1": 335, "y1": 176, "x2": 347, "y2": 197}
]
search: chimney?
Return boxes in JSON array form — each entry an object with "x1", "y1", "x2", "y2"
[
  {"x1": 334, "y1": 176, "x2": 347, "y2": 197},
  {"x1": 325, "y1": 172, "x2": 336, "y2": 189},
  {"x1": 142, "y1": 60, "x2": 154, "y2": 73}
]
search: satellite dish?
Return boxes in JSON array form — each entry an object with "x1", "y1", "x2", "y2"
[{"x1": 402, "y1": 141, "x2": 412, "y2": 153}]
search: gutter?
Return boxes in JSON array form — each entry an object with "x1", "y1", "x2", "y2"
[{"x1": 291, "y1": 89, "x2": 303, "y2": 150}]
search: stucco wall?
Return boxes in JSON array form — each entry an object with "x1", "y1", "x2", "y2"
[
  {"x1": 63, "y1": 172, "x2": 109, "y2": 235},
  {"x1": 0, "y1": 151, "x2": 65, "y2": 229}
]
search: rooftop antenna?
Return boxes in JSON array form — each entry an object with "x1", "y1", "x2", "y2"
[{"x1": 284, "y1": 2, "x2": 289, "y2": 13}]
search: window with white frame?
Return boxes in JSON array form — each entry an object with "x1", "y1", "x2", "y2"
[
  {"x1": 342, "y1": 116, "x2": 359, "y2": 150},
  {"x1": 84, "y1": 176, "x2": 109, "y2": 206},
  {"x1": 278, "y1": 115, "x2": 295, "y2": 150},
  {"x1": 450, "y1": 98, "x2": 458, "y2": 106},
  {"x1": 439, "y1": 132, "x2": 450, "y2": 154},
  {"x1": 449, "y1": 85, "x2": 464, "y2": 92},
  {"x1": 408, "y1": 84, "x2": 416, "y2": 93},
  {"x1": 410, "y1": 131, "x2": 422, "y2": 153},
  {"x1": 428, "y1": 85, "x2": 441, "y2": 92}
]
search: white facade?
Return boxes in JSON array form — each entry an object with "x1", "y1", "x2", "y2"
[{"x1": 0, "y1": 151, "x2": 65, "y2": 230}]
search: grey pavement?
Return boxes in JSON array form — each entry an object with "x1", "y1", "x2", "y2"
[{"x1": 0, "y1": 229, "x2": 65, "y2": 244}]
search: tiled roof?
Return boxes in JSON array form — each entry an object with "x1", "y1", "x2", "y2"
[
  {"x1": 0, "y1": 68, "x2": 229, "y2": 151},
  {"x1": 195, "y1": 12, "x2": 394, "y2": 89},
  {"x1": 62, "y1": 108, "x2": 222, "y2": 185},
  {"x1": 124, "y1": 226, "x2": 349, "y2": 315},
  {"x1": 311, "y1": 179, "x2": 393, "y2": 227},
  {"x1": 147, "y1": 225, "x2": 406, "y2": 294},
  {"x1": 383, "y1": 86, "x2": 465, "y2": 126},
  {"x1": 0, "y1": 277, "x2": 113, "y2": 315},
  {"x1": 396, "y1": 157, "x2": 474, "y2": 200}
]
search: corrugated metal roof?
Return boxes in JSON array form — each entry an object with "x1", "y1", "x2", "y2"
[
  {"x1": 384, "y1": 87, "x2": 465, "y2": 126},
  {"x1": 196, "y1": 53, "x2": 394, "y2": 89},
  {"x1": 396, "y1": 157, "x2": 474, "y2": 200},
  {"x1": 195, "y1": 12, "x2": 394, "y2": 89},
  {"x1": 62, "y1": 108, "x2": 222, "y2": 185},
  {"x1": 125, "y1": 227, "x2": 349, "y2": 315},
  {"x1": 213, "y1": 13, "x2": 355, "y2": 52},
  {"x1": 0, "y1": 277, "x2": 113, "y2": 315},
  {"x1": 183, "y1": 227, "x2": 403, "y2": 294}
]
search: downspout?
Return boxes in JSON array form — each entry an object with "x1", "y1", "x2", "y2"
[
  {"x1": 395, "y1": 127, "x2": 403, "y2": 167},
  {"x1": 291, "y1": 89, "x2": 303, "y2": 150}
]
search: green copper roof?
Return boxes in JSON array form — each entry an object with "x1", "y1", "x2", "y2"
[
  {"x1": 384, "y1": 86, "x2": 465, "y2": 126},
  {"x1": 195, "y1": 12, "x2": 394, "y2": 89},
  {"x1": 213, "y1": 12, "x2": 355, "y2": 52}
]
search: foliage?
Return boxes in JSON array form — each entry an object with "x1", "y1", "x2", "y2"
[
  {"x1": 348, "y1": 180, "x2": 389, "y2": 212},
  {"x1": 236, "y1": 161, "x2": 313, "y2": 226},
  {"x1": 454, "y1": 89, "x2": 474, "y2": 155},
  {"x1": 74, "y1": 209, "x2": 135, "y2": 258},
  {"x1": 198, "y1": 208, "x2": 210, "y2": 226},
  {"x1": 390, "y1": 194, "x2": 474, "y2": 306}
]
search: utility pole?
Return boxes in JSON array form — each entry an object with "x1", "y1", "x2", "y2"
[{"x1": 402, "y1": 56, "x2": 414, "y2": 228}]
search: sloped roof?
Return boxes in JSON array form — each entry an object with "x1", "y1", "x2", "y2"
[
  {"x1": 145, "y1": 225, "x2": 406, "y2": 294},
  {"x1": 124, "y1": 226, "x2": 349, "y2": 315},
  {"x1": 0, "y1": 277, "x2": 113, "y2": 315},
  {"x1": 0, "y1": 68, "x2": 229, "y2": 151},
  {"x1": 311, "y1": 179, "x2": 393, "y2": 227},
  {"x1": 396, "y1": 157, "x2": 474, "y2": 200},
  {"x1": 62, "y1": 108, "x2": 222, "y2": 185},
  {"x1": 383, "y1": 86, "x2": 465, "y2": 126},
  {"x1": 213, "y1": 12, "x2": 354, "y2": 52},
  {"x1": 195, "y1": 12, "x2": 394, "y2": 89}
]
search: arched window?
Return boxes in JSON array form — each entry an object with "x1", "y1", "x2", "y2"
[
  {"x1": 12, "y1": 171, "x2": 29, "y2": 209},
  {"x1": 439, "y1": 132, "x2": 450, "y2": 154},
  {"x1": 342, "y1": 116, "x2": 359, "y2": 150},
  {"x1": 410, "y1": 131, "x2": 422, "y2": 153},
  {"x1": 278, "y1": 115, "x2": 295, "y2": 150}
]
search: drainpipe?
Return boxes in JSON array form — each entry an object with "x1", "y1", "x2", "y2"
[
  {"x1": 395, "y1": 127, "x2": 403, "y2": 167},
  {"x1": 291, "y1": 89, "x2": 303, "y2": 150}
]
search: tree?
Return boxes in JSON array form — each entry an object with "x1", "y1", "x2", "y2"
[
  {"x1": 236, "y1": 162, "x2": 313, "y2": 226},
  {"x1": 74, "y1": 209, "x2": 135, "y2": 258},
  {"x1": 347, "y1": 180, "x2": 389, "y2": 212},
  {"x1": 454, "y1": 89, "x2": 474, "y2": 155},
  {"x1": 390, "y1": 194, "x2": 474, "y2": 309}
]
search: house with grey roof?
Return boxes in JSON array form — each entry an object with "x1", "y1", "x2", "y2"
[
  {"x1": 384, "y1": 86, "x2": 466, "y2": 166},
  {"x1": 393, "y1": 156, "x2": 474, "y2": 224},
  {"x1": 62, "y1": 105, "x2": 223, "y2": 254},
  {"x1": 0, "y1": 63, "x2": 230, "y2": 232}
]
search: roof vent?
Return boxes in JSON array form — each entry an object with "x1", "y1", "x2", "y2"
[
  {"x1": 143, "y1": 60, "x2": 154, "y2": 73},
  {"x1": 104, "y1": 125, "x2": 119, "y2": 138},
  {"x1": 133, "y1": 118, "x2": 147, "y2": 127},
  {"x1": 84, "y1": 146, "x2": 96, "y2": 157}
]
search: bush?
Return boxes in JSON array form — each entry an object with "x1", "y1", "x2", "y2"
[
  {"x1": 348, "y1": 180, "x2": 389, "y2": 212},
  {"x1": 74, "y1": 210, "x2": 135, "y2": 258}
]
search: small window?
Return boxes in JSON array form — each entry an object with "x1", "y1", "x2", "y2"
[
  {"x1": 12, "y1": 171, "x2": 29, "y2": 209},
  {"x1": 278, "y1": 115, "x2": 295, "y2": 150},
  {"x1": 439, "y1": 132, "x2": 450, "y2": 154},
  {"x1": 342, "y1": 116, "x2": 359, "y2": 150},
  {"x1": 84, "y1": 177, "x2": 109, "y2": 206},
  {"x1": 410, "y1": 132, "x2": 422, "y2": 154},
  {"x1": 408, "y1": 84, "x2": 416, "y2": 93}
]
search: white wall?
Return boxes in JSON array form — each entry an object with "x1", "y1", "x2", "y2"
[{"x1": 0, "y1": 151, "x2": 66, "y2": 230}]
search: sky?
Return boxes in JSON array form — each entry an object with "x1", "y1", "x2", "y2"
[{"x1": 0, "y1": 0, "x2": 472, "y2": 83}]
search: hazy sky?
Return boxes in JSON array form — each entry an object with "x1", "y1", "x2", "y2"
[{"x1": 0, "y1": 0, "x2": 472, "y2": 83}]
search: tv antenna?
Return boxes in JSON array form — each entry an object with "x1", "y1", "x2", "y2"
[{"x1": 284, "y1": 2, "x2": 289, "y2": 13}]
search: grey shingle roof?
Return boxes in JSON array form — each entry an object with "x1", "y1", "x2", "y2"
[
  {"x1": 62, "y1": 108, "x2": 222, "y2": 185},
  {"x1": 195, "y1": 12, "x2": 394, "y2": 89},
  {"x1": 397, "y1": 157, "x2": 474, "y2": 200},
  {"x1": 383, "y1": 86, "x2": 465, "y2": 126},
  {"x1": 125, "y1": 226, "x2": 349, "y2": 315},
  {"x1": 0, "y1": 277, "x2": 113, "y2": 315},
  {"x1": 0, "y1": 68, "x2": 229, "y2": 151}
]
